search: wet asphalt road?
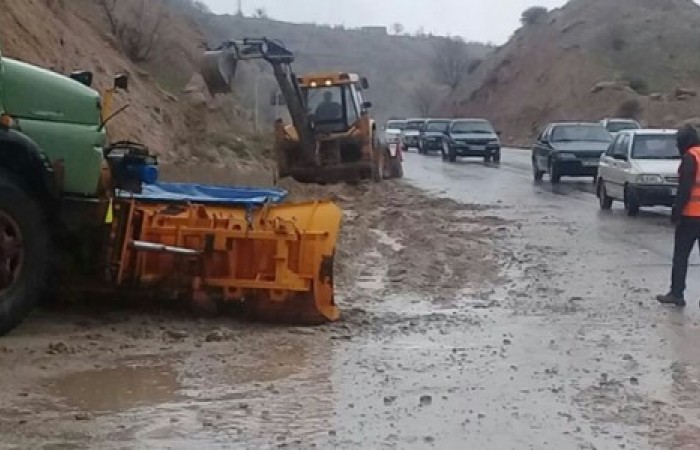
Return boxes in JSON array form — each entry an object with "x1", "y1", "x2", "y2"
[
  {"x1": 406, "y1": 147, "x2": 700, "y2": 288},
  {"x1": 4, "y1": 149, "x2": 700, "y2": 449},
  {"x1": 397, "y1": 149, "x2": 700, "y2": 449}
]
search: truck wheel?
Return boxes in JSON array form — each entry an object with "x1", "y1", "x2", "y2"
[
  {"x1": 493, "y1": 150, "x2": 501, "y2": 164},
  {"x1": 484, "y1": 153, "x2": 492, "y2": 163},
  {"x1": 0, "y1": 174, "x2": 49, "y2": 335}
]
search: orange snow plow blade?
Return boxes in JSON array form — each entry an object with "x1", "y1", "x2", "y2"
[{"x1": 110, "y1": 200, "x2": 342, "y2": 325}]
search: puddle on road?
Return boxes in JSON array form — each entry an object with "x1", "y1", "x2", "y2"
[
  {"x1": 225, "y1": 344, "x2": 307, "y2": 385},
  {"x1": 48, "y1": 365, "x2": 181, "y2": 412}
]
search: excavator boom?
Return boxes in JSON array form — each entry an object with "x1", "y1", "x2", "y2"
[
  {"x1": 199, "y1": 37, "x2": 396, "y2": 185},
  {"x1": 200, "y1": 38, "x2": 317, "y2": 164}
]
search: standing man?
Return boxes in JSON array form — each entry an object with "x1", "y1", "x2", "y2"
[{"x1": 657, "y1": 125, "x2": 700, "y2": 307}]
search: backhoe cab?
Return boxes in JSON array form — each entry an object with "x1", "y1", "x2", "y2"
[{"x1": 200, "y1": 38, "x2": 403, "y2": 184}]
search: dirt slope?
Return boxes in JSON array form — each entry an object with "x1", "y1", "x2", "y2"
[
  {"x1": 459, "y1": 0, "x2": 700, "y2": 144},
  {"x1": 0, "y1": 0, "x2": 272, "y2": 184}
]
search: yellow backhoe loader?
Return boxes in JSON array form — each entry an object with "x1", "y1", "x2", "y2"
[{"x1": 200, "y1": 38, "x2": 403, "y2": 184}]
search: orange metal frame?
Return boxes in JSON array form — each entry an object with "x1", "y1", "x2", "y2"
[{"x1": 110, "y1": 199, "x2": 342, "y2": 324}]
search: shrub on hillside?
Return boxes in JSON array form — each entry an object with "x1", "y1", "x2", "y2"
[
  {"x1": 616, "y1": 99, "x2": 643, "y2": 119},
  {"x1": 521, "y1": 7, "x2": 548, "y2": 26},
  {"x1": 624, "y1": 76, "x2": 650, "y2": 95}
]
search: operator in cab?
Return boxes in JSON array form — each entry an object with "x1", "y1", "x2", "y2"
[
  {"x1": 314, "y1": 91, "x2": 342, "y2": 121},
  {"x1": 657, "y1": 125, "x2": 700, "y2": 307}
]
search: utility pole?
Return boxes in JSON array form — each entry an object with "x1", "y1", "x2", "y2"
[
  {"x1": 254, "y1": 74, "x2": 260, "y2": 133},
  {"x1": 236, "y1": 0, "x2": 243, "y2": 17}
]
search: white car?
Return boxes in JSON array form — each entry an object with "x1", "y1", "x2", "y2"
[
  {"x1": 382, "y1": 119, "x2": 406, "y2": 146},
  {"x1": 596, "y1": 129, "x2": 680, "y2": 216},
  {"x1": 600, "y1": 118, "x2": 641, "y2": 137}
]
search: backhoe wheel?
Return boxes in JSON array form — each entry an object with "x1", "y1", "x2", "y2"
[
  {"x1": 382, "y1": 149, "x2": 394, "y2": 179},
  {"x1": 389, "y1": 155, "x2": 404, "y2": 179},
  {"x1": 372, "y1": 150, "x2": 385, "y2": 182},
  {"x1": 0, "y1": 174, "x2": 49, "y2": 335}
]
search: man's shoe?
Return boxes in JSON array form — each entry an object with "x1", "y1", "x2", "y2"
[{"x1": 656, "y1": 293, "x2": 686, "y2": 307}]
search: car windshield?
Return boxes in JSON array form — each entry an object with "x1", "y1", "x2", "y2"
[
  {"x1": 451, "y1": 120, "x2": 494, "y2": 134},
  {"x1": 607, "y1": 121, "x2": 640, "y2": 133},
  {"x1": 426, "y1": 121, "x2": 450, "y2": 132},
  {"x1": 386, "y1": 121, "x2": 406, "y2": 131},
  {"x1": 632, "y1": 135, "x2": 680, "y2": 159},
  {"x1": 552, "y1": 125, "x2": 611, "y2": 142},
  {"x1": 405, "y1": 121, "x2": 424, "y2": 131}
]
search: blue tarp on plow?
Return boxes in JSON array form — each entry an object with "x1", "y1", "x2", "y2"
[{"x1": 119, "y1": 182, "x2": 288, "y2": 206}]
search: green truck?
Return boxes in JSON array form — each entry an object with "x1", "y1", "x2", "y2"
[{"x1": 0, "y1": 51, "x2": 156, "y2": 334}]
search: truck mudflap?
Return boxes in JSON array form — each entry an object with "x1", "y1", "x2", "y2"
[{"x1": 110, "y1": 198, "x2": 342, "y2": 325}]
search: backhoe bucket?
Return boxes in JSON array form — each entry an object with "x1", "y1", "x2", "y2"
[
  {"x1": 200, "y1": 49, "x2": 238, "y2": 95},
  {"x1": 111, "y1": 199, "x2": 342, "y2": 325}
]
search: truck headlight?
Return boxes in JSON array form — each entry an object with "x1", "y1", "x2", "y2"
[{"x1": 636, "y1": 174, "x2": 664, "y2": 184}]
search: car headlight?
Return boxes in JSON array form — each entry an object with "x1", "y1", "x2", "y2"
[{"x1": 636, "y1": 174, "x2": 664, "y2": 184}]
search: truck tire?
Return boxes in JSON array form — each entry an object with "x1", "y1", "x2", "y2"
[{"x1": 0, "y1": 173, "x2": 49, "y2": 335}]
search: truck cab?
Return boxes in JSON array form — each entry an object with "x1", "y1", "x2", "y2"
[
  {"x1": 0, "y1": 51, "x2": 155, "y2": 335},
  {"x1": 0, "y1": 53, "x2": 106, "y2": 197}
]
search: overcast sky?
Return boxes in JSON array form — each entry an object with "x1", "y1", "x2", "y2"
[{"x1": 203, "y1": 0, "x2": 569, "y2": 44}]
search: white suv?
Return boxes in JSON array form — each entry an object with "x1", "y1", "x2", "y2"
[
  {"x1": 600, "y1": 118, "x2": 641, "y2": 137},
  {"x1": 596, "y1": 129, "x2": 680, "y2": 216}
]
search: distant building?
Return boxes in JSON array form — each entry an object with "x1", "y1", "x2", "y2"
[{"x1": 360, "y1": 26, "x2": 388, "y2": 36}]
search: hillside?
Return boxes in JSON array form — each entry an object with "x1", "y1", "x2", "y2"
[
  {"x1": 202, "y1": 15, "x2": 491, "y2": 123},
  {"x1": 459, "y1": 0, "x2": 700, "y2": 144},
  {"x1": 1, "y1": 0, "x2": 490, "y2": 179},
  {"x1": 0, "y1": 0, "x2": 273, "y2": 185}
]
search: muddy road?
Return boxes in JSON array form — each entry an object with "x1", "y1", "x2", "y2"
[{"x1": 1, "y1": 149, "x2": 700, "y2": 449}]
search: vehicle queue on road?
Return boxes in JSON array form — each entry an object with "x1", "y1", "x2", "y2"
[{"x1": 383, "y1": 116, "x2": 681, "y2": 217}]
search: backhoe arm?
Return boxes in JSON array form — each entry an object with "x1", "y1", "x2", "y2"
[{"x1": 200, "y1": 38, "x2": 317, "y2": 164}]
